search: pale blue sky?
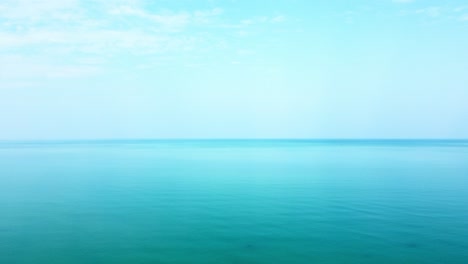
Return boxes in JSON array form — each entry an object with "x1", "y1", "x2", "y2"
[{"x1": 1, "y1": 0, "x2": 468, "y2": 139}]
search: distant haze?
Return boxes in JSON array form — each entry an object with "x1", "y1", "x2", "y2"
[{"x1": 1, "y1": 0, "x2": 468, "y2": 140}]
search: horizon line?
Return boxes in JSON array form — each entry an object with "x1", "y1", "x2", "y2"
[{"x1": 1, "y1": 138, "x2": 468, "y2": 143}]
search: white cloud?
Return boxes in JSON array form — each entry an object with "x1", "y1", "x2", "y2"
[
  {"x1": 0, "y1": 55, "x2": 100, "y2": 80},
  {"x1": 108, "y1": 6, "x2": 223, "y2": 31},
  {"x1": 194, "y1": 8, "x2": 224, "y2": 22},
  {"x1": 0, "y1": 1, "x2": 212, "y2": 82},
  {"x1": 271, "y1": 15, "x2": 286, "y2": 23},
  {"x1": 0, "y1": 1, "x2": 223, "y2": 57},
  {"x1": 416, "y1": 7, "x2": 441, "y2": 17},
  {"x1": 0, "y1": 0, "x2": 284, "y2": 82},
  {"x1": 0, "y1": 28, "x2": 199, "y2": 56},
  {"x1": 393, "y1": 0, "x2": 414, "y2": 3},
  {"x1": 398, "y1": 4, "x2": 468, "y2": 22},
  {"x1": 240, "y1": 15, "x2": 286, "y2": 26},
  {"x1": 0, "y1": 0, "x2": 82, "y2": 22},
  {"x1": 454, "y1": 6, "x2": 468, "y2": 12},
  {"x1": 237, "y1": 49, "x2": 255, "y2": 55},
  {"x1": 109, "y1": 6, "x2": 190, "y2": 30}
]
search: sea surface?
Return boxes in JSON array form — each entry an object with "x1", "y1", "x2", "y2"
[{"x1": 1, "y1": 140, "x2": 467, "y2": 264}]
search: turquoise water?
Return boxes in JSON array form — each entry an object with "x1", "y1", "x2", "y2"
[{"x1": 1, "y1": 140, "x2": 468, "y2": 263}]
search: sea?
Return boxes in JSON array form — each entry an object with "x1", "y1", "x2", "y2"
[{"x1": 1, "y1": 140, "x2": 467, "y2": 263}]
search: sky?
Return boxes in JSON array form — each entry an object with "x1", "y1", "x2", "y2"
[{"x1": 1, "y1": 0, "x2": 468, "y2": 140}]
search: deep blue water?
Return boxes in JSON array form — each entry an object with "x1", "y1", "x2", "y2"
[{"x1": 1, "y1": 140, "x2": 467, "y2": 263}]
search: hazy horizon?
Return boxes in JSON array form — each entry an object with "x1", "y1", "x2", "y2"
[{"x1": 2, "y1": 138, "x2": 468, "y2": 143}]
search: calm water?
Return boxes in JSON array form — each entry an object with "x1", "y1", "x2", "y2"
[{"x1": 1, "y1": 140, "x2": 468, "y2": 264}]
